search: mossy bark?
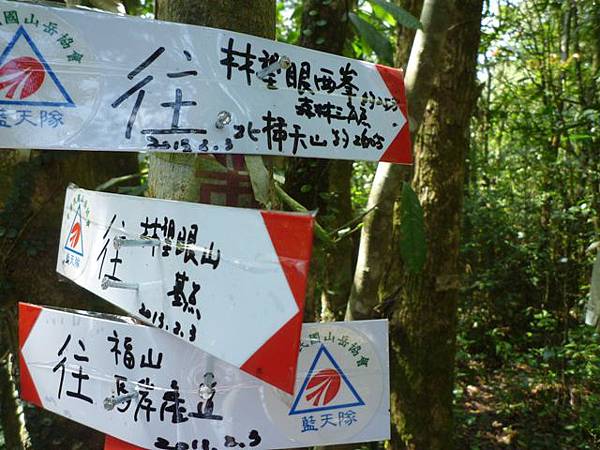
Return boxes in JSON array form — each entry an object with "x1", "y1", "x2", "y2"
[{"x1": 384, "y1": 1, "x2": 484, "y2": 448}]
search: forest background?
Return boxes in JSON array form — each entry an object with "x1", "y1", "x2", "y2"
[{"x1": 0, "y1": 0, "x2": 599, "y2": 449}]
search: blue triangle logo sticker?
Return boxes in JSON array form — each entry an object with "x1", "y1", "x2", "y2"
[
  {"x1": 64, "y1": 205, "x2": 84, "y2": 257},
  {"x1": 289, "y1": 344, "x2": 365, "y2": 415},
  {"x1": 0, "y1": 26, "x2": 75, "y2": 107}
]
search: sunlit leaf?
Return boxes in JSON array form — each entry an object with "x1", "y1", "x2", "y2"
[
  {"x1": 367, "y1": 0, "x2": 423, "y2": 30},
  {"x1": 348, "y1": 12, "x2": 393, "y2": 64},
  {"x1": 400, "y1": 182, "x2": 426, "y2": 273}
]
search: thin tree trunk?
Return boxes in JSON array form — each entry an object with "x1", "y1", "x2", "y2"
[
  {"x1": 395, "y1": 0, "x2": 425, "y2": 69},
  {"x1": 0, "y1": 310, "x2": 31, "y2": 450},
  {"x1": 345, "y1": 0, "x2": 452, "y2": 321},
  {"x1": 385, "y1": 1, "x2": 484, "y2": 447}
]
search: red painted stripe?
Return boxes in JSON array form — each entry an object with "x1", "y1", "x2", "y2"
[
  {"x1": 18, "y1": 302, "x2": 42, "y2": 408},
  {"x1": 241, "y1": 212, "x2": 314, "y2": 394},
  {"x1": 240, "y1": 312, "x2": 303, "y2": 395},
  {"x1": 259, "y1": 211, "x2": 314, "y2": 309},
  {"x1": 375, "y1": 64, "x2": 412, "y2": 164},
  {"x1": 105, "y1": 435, "x2": 145, "y2": 450}
]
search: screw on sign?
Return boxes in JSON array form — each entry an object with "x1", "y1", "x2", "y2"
[{"x1": 0, "y1": 56, "x2": 45, "y2": 99}]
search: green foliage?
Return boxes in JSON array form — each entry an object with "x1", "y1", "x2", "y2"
[
  {"x1": 456, "y1": 0, "x2": 600, "y2": 447},
  {"x1": 350, "y1": 161, "x2": 376, "y2": 210},
  {"x1": 399, "y1": 182, "x2": 426, "y2": 273},
  {"x1": 349, "y1": 11, "x2": 394, "y2": 64},
  {"x1": 367, "y1": 0, "x2": 422, "y2": 30},
  {"x1": 123, "y1": 0, "x2": 153, "y2": 16},
  {"x1": 277, "y1": 0, "x2": 303, "y2": 43},
  {"x1": 455, "y1": 310, "x2": 600, "y2": 448}
]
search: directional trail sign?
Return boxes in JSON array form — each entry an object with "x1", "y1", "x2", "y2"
[
  {"x1": 0, "y1": 1, "x2": 410, "y2": 163},
  {"x1": 20, "y1": 303, "x2": 390, "y2": 449},
  {"x1": 56, "y1": 185, "x2": 314, "y2": 394}
]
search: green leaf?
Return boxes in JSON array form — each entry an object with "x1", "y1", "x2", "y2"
[
  {"x1": 349, "y1": 12, "x2": 394, "y2": 64},
  {"x1": 244, "y1": 156, "x2": 271, "y2": 207},
  {"x1": 367, "y1": 0, "x2": 423, "y2": 30},
  {"x1": 567, "y1": 134, "x2": 593, "y2": 142},
  {"x1": 400, "y1": 182, "x2": 426, "y2": 273},
  {"x1": 95, "y1": 171, "x2": 147, "y2": 192}
]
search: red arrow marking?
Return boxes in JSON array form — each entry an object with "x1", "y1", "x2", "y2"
[
  {"x1": 305, "y1": 368, "x2": 341, "y2": 406},
  {"x1": 375, "y1": 64, "x2": 412, "y2": 164},
  {"x1": 18, "y1": 302, "x2": 42, "y2": 408},
  {"x1": 105, "y1": 435, "x2": 144, "y2": 450},
  {"x1": 0, "y1": 56, "x2": 45, "y2": 99},
  {"x1": 241, "y1": 211, "x2": 314, "y2": 394}
]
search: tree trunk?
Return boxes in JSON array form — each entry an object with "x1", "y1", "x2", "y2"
[
  {"x1": 395, "y1": 0, "x2": 425, "y2": 69},
  {"x1": 149, "y1": 1, "x2": 275, "y2": 204},
  {"x1": 0, "y1": 352, "x2": 31, "y2": 450},
  {"x1": 345, "y1": 0, "x2": 452, "y2": 321},
  {"x1": 284, "y1": 0, "x2": 356, "y2": 322},
  {"x1": 385, "y1": 1, "x2": 484, "y2": 448}
]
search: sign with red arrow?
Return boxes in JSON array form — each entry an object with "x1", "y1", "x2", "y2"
[
  {"x1": 0, "y1": 0, "x2": 410, "y2": 163},
  {"x1": 56, "y1": 185, "x2": 314, "y2": 394},
  {"x1": 20, "y1": 303, "x2": 390, "y2": 449}
]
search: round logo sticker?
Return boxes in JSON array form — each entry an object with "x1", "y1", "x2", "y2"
[
  {"x1": 264, "y1": 324, "x2": 384, "y2": 444},
  {"x1": 0, "y1": 4, "x2": 99, "y2": 147},
  {"x1": 60, "y1": 190, "x2": 91, "y2": 278}
]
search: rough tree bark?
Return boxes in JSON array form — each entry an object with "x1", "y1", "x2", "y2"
[
  {"x1": 346, "y1": 0, "x2": 452, "y2": 321},
  {"x1": 148, "y1": 1, "x2": 275, "y2": 203},
  {"x1": 284, "y1": 0, "x2": 356, "y2": 323},
  {"x1": 395, "y1": 0, "x2": 425, "y2": 69},
  {"x1": 384, "y1": 1, "x2": 484, "y2": 448}
]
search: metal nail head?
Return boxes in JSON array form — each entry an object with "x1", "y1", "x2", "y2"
[
  {"x1": 104, "y1": 391, "x2": 139, "y2": 411},
  {"x1": 101, "y1": 275, "x2": 139, "y2": 291},
  {"x1": 256, "y1": 55, "x2": 292, "y2": 80},
  {"x1": 199, "y1": 372, "x2": 216, "y2": 399},
  {"x1": 113, "y1": 235, "x2": 160, "y2": 250},
  {"x1": 215, "y1": 111, "x2": 232, "y2": 129}
]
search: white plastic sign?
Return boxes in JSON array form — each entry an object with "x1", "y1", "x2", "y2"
[
  {"x1": 56, "y1": 185, "x2": 314, "y2": 394},
  {"x1": 0, "y1": 0, "x2": 411, "y2": 163},
  {"x1": 19, "y1": 303, "x2": 390, "y2": 449}
]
